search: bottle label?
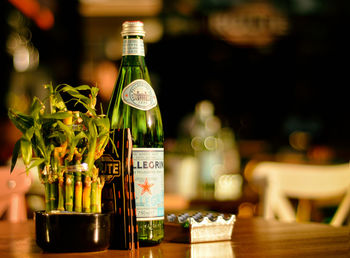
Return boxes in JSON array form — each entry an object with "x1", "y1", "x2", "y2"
[
  {"x1": 123, "y1": 39, "x2": 145, "y2": 56},
  {"x1": 133, "y1": 148, "x2": 164, "y2": 221},
  {"x1": 122, "y1": 79, "x2": 157, "y2": 111}
]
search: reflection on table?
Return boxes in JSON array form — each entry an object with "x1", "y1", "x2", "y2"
[{"x1": 0, "y1": 217, "x2": 349, "y2": 257}]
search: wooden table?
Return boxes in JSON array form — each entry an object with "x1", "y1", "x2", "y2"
[{"x1": 0, "y1": 217, "x2": 349, "y2": 257}]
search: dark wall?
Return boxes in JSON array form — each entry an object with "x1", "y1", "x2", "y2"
[{"x1": 148, "y1": 0, "x2": 350, "y2": 151}]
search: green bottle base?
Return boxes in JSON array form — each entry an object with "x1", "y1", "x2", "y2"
[
  {"x1": 139, "y1": 238, "x2": 163, "y2": 247},
  {"x1": 138, "y1": 220, "x2": 164, "y2": 246}
]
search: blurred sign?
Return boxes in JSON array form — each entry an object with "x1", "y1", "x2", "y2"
[
  {"x1": 209, "y1": 1, "x2": 288, "y2": 47},
  {"x1": 79, "y1": 0, "x2": 162, "y2": 16}
]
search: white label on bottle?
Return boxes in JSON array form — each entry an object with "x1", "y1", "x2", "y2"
[
  {"x1": 122, "y1": 79, "x2": 157, "y2": 111},
  {"x1": 133, "y1": 148, "x2": 164, "y2": 221},
  {"x1": 123, "y1": 39, "x2": 145, "y2": 56}
]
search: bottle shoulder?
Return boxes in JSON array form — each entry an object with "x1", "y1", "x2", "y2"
[{"x1": 121, "y1": 55, "x2": 148, "y2": 67}]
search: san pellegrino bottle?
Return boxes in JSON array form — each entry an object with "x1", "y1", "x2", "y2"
[{"x1": 107, "y1": 21, "x2": 164, "y2": 245}]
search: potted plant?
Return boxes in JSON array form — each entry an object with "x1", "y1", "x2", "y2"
[{"x1": 8, "y1": 83, "x2": 111, "y2": 252}]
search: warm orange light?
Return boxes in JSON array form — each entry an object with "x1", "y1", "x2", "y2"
[
  {"x1": 289, "y1": 131, "x2": 310, "y2": 151},
  {"x1": 8, "y1": 0, "x2": 39, "y2": 17},
  {"x1": 238, "y1": 202, "x2": 256, "y2": 218},
  {"x1": 35, "y1": 7, "x2": 54, "y2": 30},
  {"x1": 8, "y1": 0, "x2": 54, "y2": 30}
]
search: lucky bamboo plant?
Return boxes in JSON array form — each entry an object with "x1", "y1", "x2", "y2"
[{"x1": 8, "y1": 83, "x2": 110, "y2": 213}]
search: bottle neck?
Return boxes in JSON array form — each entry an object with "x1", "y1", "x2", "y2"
[{"x1": 122, "y1": 35, "x2": 145, "y2": 57}]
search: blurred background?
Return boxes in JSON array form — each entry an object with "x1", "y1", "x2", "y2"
[{"x1": 1, "y1": 0, "x2": 350, "y2": 221}]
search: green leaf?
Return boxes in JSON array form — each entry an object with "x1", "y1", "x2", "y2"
[
  {"x1": 56, "y1": 120, "x2": 71, "y2": 135},
  {"x1": 44, "y1": 83, "x2": 66, "y2": 112},
  {"x1": 8, "y1": 109, "x2": 34, "y2": 133},
  {"x1": 21, "y1": 138, "x2": 32, "y2": 166},
  {"x1": 90, "y1": 87, "x2": 99, "y2": 100},
  {"x1": 58, "y1": 85, "x2": 89, "y2": 100},
  {"x1": 95, "y1": 117, "x2": 110, "y2": 132},
  {"x1": 23, "y1": 126, "x2": 35, "y2": 141},
  {"x1": 84, "y1": 120, "x2": 98, "y2": 174},
  {"x1": 67, "y1": 91, "x2": 90, "y2": 102},
  {"x1": 85, "y1": 105, "x2": 96, "y2": 116},
  {"x1": 53, "y1": 92, "x2": 66, "y2": 111},
  {"x1": 88, "y1": 119, "x2": 98, "y2": 138},
  {"x1": 98, "y1": 134, "x2": 110, "y2": 152},
  {"x1": 30, "y1": 97, "x2": 44, "y2": 119},
  {"x1": 56, "y1": 121, "x2": 73, "y2": 146},
  {"x1": 41, "y1": 112, "x2": 72, "y2": 120},
  {"x1": 10, "y1": 140, "x2": 21, "y2": 173},
  {"x1": 75, "y1": 85, "x2": 92, "y2": 91},
  {"x1": 67, "y1": 131, "x2": 87, "y2": 161},
  {"x1": 48, "y1": 130, "x2": 67, "y2": 145},
  {"x1": 74, "y1": 131, "x2": 88, "y2": 142},
  {"x1": 108, "y1": 135, "x2": 118, "y2": 158},
  {"x1": 33, "y1": 129, "x2": 48, "y2": 159},
  {"x1": 27, "y1": 158, "x2": 45, "y2": 171},
  {"x1": 57, "y1": 84, "x2": 78, "y2": 93},
  {"x1": 98, "y1": 131, "x2": 109, "y2": 139}
]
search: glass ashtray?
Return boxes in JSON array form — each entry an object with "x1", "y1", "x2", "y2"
[{"x1": 164, "y1": 211, "x2": 236, "y2": 243}]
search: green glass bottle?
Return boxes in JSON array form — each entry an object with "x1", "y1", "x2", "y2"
[{"x1": 107, "y1": 21, "x2": 164, "y2": 246}]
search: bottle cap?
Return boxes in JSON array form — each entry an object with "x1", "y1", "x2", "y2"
[{"x1": 121, "y1": 21, "x2": 145, "y2": 37}]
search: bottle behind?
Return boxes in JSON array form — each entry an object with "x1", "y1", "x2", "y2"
[{"x1": 106, "y1": 21, "x2": 164, "y2": 246}]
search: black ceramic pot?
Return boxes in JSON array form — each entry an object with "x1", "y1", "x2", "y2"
[{"x1": 35, "y1": 211, "x2": 111, "y2": 252}]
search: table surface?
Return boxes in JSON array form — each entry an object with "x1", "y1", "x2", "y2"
[{"x1": 0, "y1": 217, "x2": 349, "y2": 257}]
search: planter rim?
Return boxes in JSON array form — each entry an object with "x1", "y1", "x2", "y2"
[{"x1": 35, "y1": 210, "x2": 110, "y2": 216}]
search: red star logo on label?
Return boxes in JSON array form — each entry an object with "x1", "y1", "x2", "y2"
[{"x1": 137, "y1": 178, "x2": 154, "y2": 195}]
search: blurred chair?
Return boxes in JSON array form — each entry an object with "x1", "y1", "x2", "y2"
[
  {"x1": 246, "y1": 161, "x2": 350, "y2": 226},
  {"x1": 0, "y1": 166, "x2": 31, "y2": 222}
]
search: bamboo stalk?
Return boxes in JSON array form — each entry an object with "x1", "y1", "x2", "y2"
[
  {"x1": 65, "y1": 173, "x2": 74, "y2": 211},
  {"x1": 90, "y1": 167, "x2": 99, "y2": 213},
  {"x1": 91, "y1": 179, "x2": 97, "y2": 213},
  {"x1": 74, "y1": 171, "x2": 82, "y2": 212},
  {"x1": 49, "y1": 154, "x2": 59, "y2": 211},
  {"x1": 73, "y1": 152, "x2": 83, "y2": 212},
  {"x1": 97, "y1": 176, "x2": 105, "y2": 213},
  {"x1": 58, "y1": 176, "x2": 65, "y2": 211},
  {"x1": 49, "y1": 181, "x2": 58, "y2": 210},
  {"x1": 43, "y1": 165, "x2": 51, "y2": 212},
  {"x1": 44, "y1": 182, "x2": 51, "y2": 211},
  {"x1": 83, "y1": 175, "x2": 91, "y2": 212}
]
